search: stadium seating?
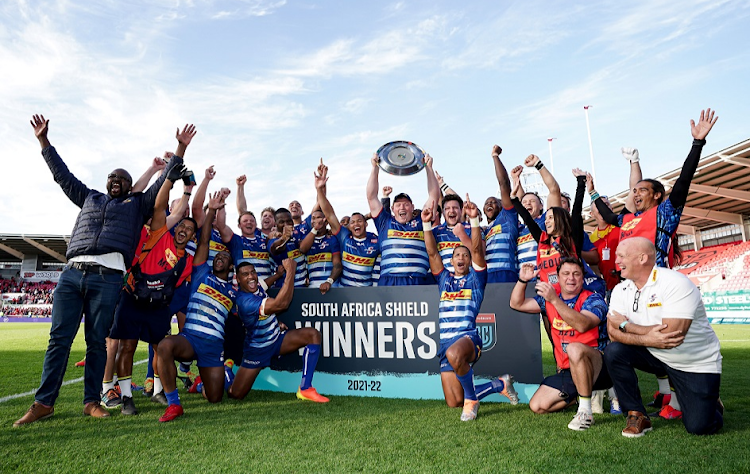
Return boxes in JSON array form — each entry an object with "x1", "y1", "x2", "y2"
[{"x1": 0, "y1": 277, "x2": 56, "y2": 317}]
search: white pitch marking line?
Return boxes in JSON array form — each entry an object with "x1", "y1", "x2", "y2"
[{"x1": 0, "y1": 358, "x2": 149, "y2": 404}]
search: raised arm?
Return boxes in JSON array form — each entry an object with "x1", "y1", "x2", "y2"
[
  {"x1": 263, "y1": 259, "x2": 297, "y2": 315},
  {"x1": 174, "y1": 124, "x2": 196, "y2": 160},
  {"x1": 166, "y1": 183, "x2": 194, "y2": 230},
  {"x1": 570, "y1": 169, "x2": 588, "y2": 256},
  {"x1": 620, "y1": 148, "x2": 642, "y2": 213},
  {"x1": 421, "y1": 203, "x2": 444, "y2": 275},
  {"x1": 315, "y1": 161, "x2": 341, "y2": 235},
  {"x1": 32, "y1": 115, "x2": 90, "y2": 208},
  {"x1": 510, "y1": 264, "x2": 542, "y2": 312},
  {"x1": 669, "y1": 108, "x2": 718, "y2": 208},
  {"x1": 191, "y1": 165, "x2": 215, "y2": 228},
  {"x1": 509, "y1": 165, "x2": 525, "y2": 199},
  {"x1": 366, "y1": 153, "x2": 384, "y2": 216},
  {"x1": 424, "y1": 154, "x2": 441, "y2": 211},
  {"x1": 525, "y1": 154, "x2": 561, "y2": 208},
  {"x1": 194, "y1": 191, "x2": 225, "y2": 266},
  {"x1": 588, "y1": 173, "x2": 621, "y2": 227},
  {"x1": 236, "y1": 175, "x2": 248, "y2": 214},
  {"x1": 434, "y1": 169, "x2": 458, "y2": 198},
  {"x1": 151, "y1": 163, "x2": 188, "y2": 231},
  {"x1": 463, "y1": 194, "x2": 486, "y2": 268},
  {"x1": 491, "y1": 145, "x2": 513, "y2": 209},
  {"x1": 131, "y1": 157, "x2": 167, "y2": 193}
]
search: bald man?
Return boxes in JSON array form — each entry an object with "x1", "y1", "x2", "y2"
[{"x1": 604, "y1": 237, "x2": 723, "y2": 438}]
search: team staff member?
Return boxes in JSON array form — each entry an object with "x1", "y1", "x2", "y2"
[
  {"x1": 590, "y1": 109, "x2": 718, "y2": 268},
  {"x1": 604, "y1": 238, "x2": 723, "y2": 438},
  {"x1": 156, "y1": 192, "x2": 237, "y2": 422},
  {"x1": 366, "y1": 152, "x2": 441, "y2": 286},
  {"x1": 423, "y1": 194, "x2": 518, "y2": 422},
  {"x1": 228, "y1": 260, "x2": 329, "y2": 403},
  {"x1": 14, "y1": 115, "x2": 193, "y2": 427},
  {"x1": 107, "y1": 163, "x2": 196, "y2": 415},
  {"x1": 510, "y1": 259, "x2": 610, "y2": 431}
]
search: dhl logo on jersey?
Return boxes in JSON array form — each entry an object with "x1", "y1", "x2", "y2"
[
  {"x1": 164, "y1": 248, "x2": 179, "y2": 267},
  {"x1": 197, "y1": 283, "x2": 233, "y2": 311},
  {"x1": 387, "y1": 230, "x2": 424, "y2": 240},
  {"x1": 539, "y1": 247, "x2": 560, "y2": 257},
  {"x1": 552, "y1": 317, "x2": 574, "y2": 332},
  {"x1": 438, "y1": 241, "x2": 461, "y2": 252},
  {"x1": 485, "y1": 224, "x2": 504, "y2": 240},
  {"x1": 242, "y1": 250, "x2": 270, "y2": 260},
  {"x1": 287, "y1": 249, "x2": 302, "y2": 260},
  {"x1": 307, "y1": 253, "x2": 332, "y2": 264},
  {"x1": 440, "y1": 289, "x2": 472, "y2": 302},
  {"x1": 620, "y1": 218, "x2": 642, "y2": 232},
  {"x1": 517, "y1": 234, "x2": 535, "y2": 245},
  {"x1": 209, "y1": 241, "x2": 228, "y2": 252},
  {"x1": 343, "y1": 253, "x2": 376, "y2": 266}
]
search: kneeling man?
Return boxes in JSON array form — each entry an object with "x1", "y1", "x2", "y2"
[
  {"x1": 229, "y1": 259, "x2": 329, "y2": 403},
  {"x1": 510, "y1": 258, "x2": 610, "y2": 431},
  {"x1": 605, "y1": 237, "x2": 722, "y2": 438}
]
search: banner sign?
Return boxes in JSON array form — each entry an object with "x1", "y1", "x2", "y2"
[
  {"x1": 21, "y1": 271, "x2": 61, "y2": 282},
  {"x1": 702, "y1": 290, "x2": 750, "y2": 324},
  {"x1": 240, "y1": 283, "x2": 543, "y2": 403}
]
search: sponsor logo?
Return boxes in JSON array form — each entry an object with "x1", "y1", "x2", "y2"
[
  {"x1": 387, "y1": 230, "x2": 424, "y2": 240},
  {"x1": 164, "y1": 247, "x2": 178, "y2": 267},
  {"x1": 287, "y1": 249, "x2": 302, "y2": 259},
  {"x1": 517, "y1": 234, "x2": 534, "y2": 245},
  {"x1": 476, "y1": 313, "x2": 496, "y2": 351},
  {"x1": 440, "y1": 289, "x2": 472, "y2": 302},
  {"x1": 209, "y1": 241, "x2": 228, "y2": 252},
  {"x1": 552, "y1": 317, "x2": 574, "y2": 332},
  {"x1": 242, "y1": 250, "x2": 270, "y2": 260},
  {"x1": 197, "y1": 283, "x2": 233, "y2": 311},
  {"x1": 647, "y1": 302, "x2": 662, "y2": 308},
  {"x1": 343, "y1": 253, "x2": 376, "y2": 266},
  {"x1": 620, "y1": 217, "x2": 642, "y2": 232},
  {"x1": 308, "y1": 253, "x2": 333, "y2": 264},
  {"x1": 437, "y1": 241, "x2": 461, "y2": 252},
  {"x1": 484, "y1": 224, "x2": 503, "y2": 239}
]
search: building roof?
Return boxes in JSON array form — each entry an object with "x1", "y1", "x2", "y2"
[{"x1": 584, "y1": 138, "x2": 750, "y2": 235}]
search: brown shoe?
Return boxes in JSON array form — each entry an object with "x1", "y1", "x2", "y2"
[
  {"x1": 83, "y1": 401, "x2": 111, "y2": 418},
  {"x1": 622, "y1": 411, "x2": 653, "y2": 438},
  {"x1": 13, "y1": 402, "x2": 54, "y2": 427}
]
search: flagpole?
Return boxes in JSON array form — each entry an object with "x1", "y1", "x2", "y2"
[
  {"x1": 584, "y1": 105, "x2": 597, "y2": 183},
  {"x1": 547, "y1": 137, "x2": 556, "y2": 175}
]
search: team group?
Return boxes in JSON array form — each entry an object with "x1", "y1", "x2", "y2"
[{"x1": 14, "y1": 109, "x2": 723, "y2": 437}]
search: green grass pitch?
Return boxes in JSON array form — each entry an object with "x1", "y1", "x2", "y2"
[{"x1": 1, "y1": 323, "x2": 749, "y2": 473}]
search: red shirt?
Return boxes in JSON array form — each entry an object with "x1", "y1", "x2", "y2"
[
  {"x1": 126, "y1": 225, "x2": 193, "y2": 291},
  {"x1": 589, "y1": 225, "x2": 620, "y2": 290}
]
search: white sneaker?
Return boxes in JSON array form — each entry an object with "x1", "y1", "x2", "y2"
[
  {"x1": 591, "y1": 390, "x2": 604, "y2": 414},
  {"x1": 568, "y1": 411, "x2": 594, "y2": 431}
]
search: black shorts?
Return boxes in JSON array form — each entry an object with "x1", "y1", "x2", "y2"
[
  {"x1": 541, "y1": 361, "x2": 612, "y2": 404},
  {"x1": 109, "y1": 291, "x2": 172, "y2": 344}
]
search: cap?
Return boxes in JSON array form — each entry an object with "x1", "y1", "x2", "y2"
[{"x1": 393, "y1": 192, "x2": 412, "y2": 203}]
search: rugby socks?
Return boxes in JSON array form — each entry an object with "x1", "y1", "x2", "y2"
[
  {"x1": 165, "y1": 388, "x2": 181, "y2": 407},
  {"x1": 457, "y1": 369, "x2": 477, "y2": 401},
  {"x1": 300, "y1": 344, "x2": 321, "y2": 390},
  {"x1": 119, "y1": 376, "x2": 132, "y2": 398},
  {"x1": 102, "y1": 380, "x2": 116, "y2": 393},
  {"x1": 224, "y1": 365, "x2": 236, "y2": 391},
  {"x1": 578, "y1": 396, "x2": 592, "y2": 414},
  {"x1": 146, "y1": 345, "x2": 155, "y2": 379},
  {"x1": 475, "y1": 377, "x2": 505, "y2": 401},
  {"x1": 656, "y1": 376, "x2": 670, "y2": 394},
  {"x1": 153, "y1": 375, "x2": 164, "y2": 395}
]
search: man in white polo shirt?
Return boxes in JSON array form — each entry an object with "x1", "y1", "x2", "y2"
[{"x1": 604, "y1": 237, "x2": 723, "y2": 438}]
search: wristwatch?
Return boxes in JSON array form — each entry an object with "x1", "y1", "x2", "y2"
[{"x1": 619, "y1": 320, "x2": 629, "y2": 333}]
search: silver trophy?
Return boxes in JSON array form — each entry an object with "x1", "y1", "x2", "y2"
[{"x1": 376, "y1": 141, "x2": 426, "y2": 176}]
